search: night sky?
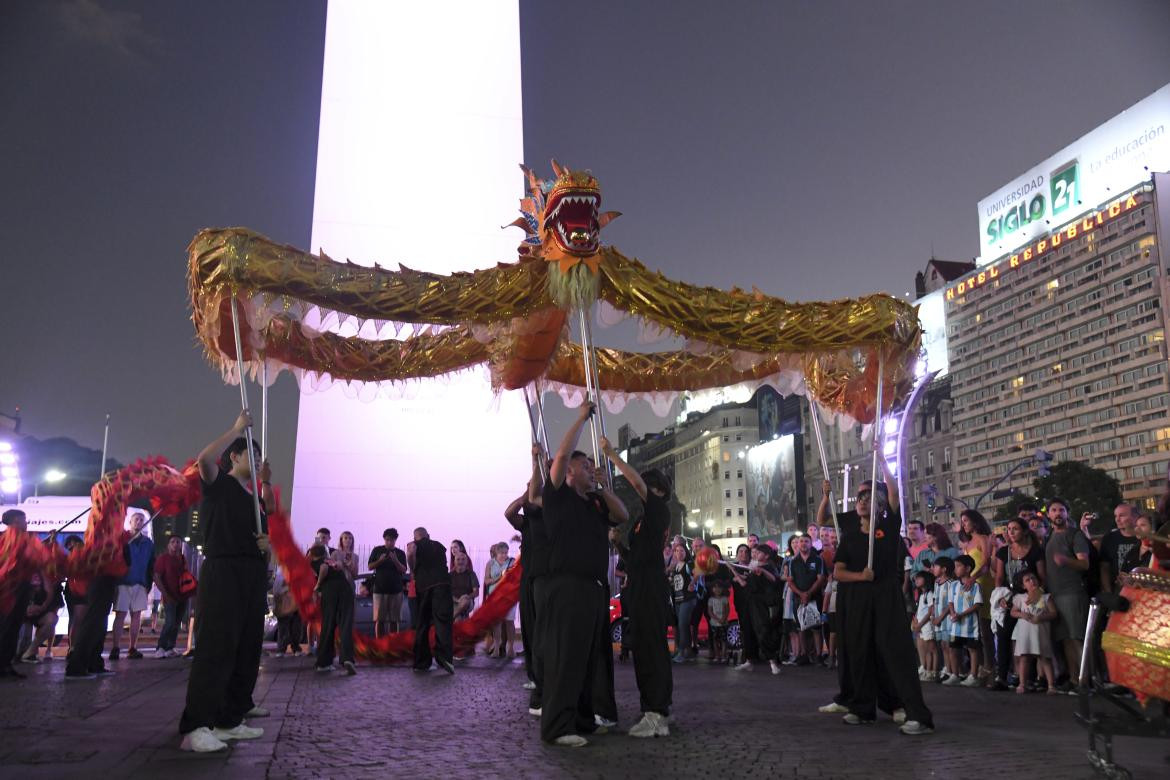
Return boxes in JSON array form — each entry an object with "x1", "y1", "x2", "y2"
[{"x1": 3, "y1": 0, "x2": 1169, "y2": 490}]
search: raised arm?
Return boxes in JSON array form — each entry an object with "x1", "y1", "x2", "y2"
[
  {"x1": 878, "y1": 453, "x2": 899, "y2": 514},
  {"x1": 197, "y1": 411, "x2": 251, "y2": 484},
  {"x1": 504, "y1": 492, "x2": 527, "y2": 530},
  {"x1": 816, "y1": 479, "x2": 834, "y2": 527},
  {"x1": 600, "y1": 435, "x2": 646, "y2": 501},
  {"x1": 549, "y1": 402, "x2": 594, "y2": 489},
  {"x1": 595, "y1": 464, "x2": 629, "y2": 525}
]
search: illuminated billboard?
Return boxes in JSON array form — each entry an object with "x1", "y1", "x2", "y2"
[
  {"x1": 745, "y1": 435, "x2": 797, "y2": 541},
  {"x1": 977, "y1": 82, "x2": 1170, "y2": 262}
]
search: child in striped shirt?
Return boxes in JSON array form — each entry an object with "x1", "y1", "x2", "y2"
[
  {"x1": 947, "y1": 555, "x2": 984, "y2": 687},
  {"x1": 929, "y1": 557, "x2": 956, "y2": 683}
]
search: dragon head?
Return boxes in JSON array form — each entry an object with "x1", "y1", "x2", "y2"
[
  {"x1": 508, "y1": 159, "x2": 620, "y2": 275},
  {"x1": 542, "y1": 161, "x2": 602, "y2": 257}
]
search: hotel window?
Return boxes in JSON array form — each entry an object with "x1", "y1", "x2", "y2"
[
  {"x1": 725, "y1": 509, "x2": 732, "y2": 518},
  {"x1": 738, "y1": 508, "x2": 744, "y2": 517}
]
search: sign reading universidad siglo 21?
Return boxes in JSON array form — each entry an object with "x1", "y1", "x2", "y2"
[{"x1": 977, "y1": 81, "x2": 1170, "y2": 263}]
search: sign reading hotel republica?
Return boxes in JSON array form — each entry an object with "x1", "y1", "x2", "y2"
[{"x1": 977, "y1": 82, "x2": 1170, "y2": 263}]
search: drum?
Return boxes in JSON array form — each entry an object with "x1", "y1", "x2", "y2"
[{"x1": 1103, "y1": 567, "x2": 1170, "y2": 704}]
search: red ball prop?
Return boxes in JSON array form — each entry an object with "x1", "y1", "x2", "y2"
[{"x1": 694, "y1": 547, "x2": 719, "y2": 575}]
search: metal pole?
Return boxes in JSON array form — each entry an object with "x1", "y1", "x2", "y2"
[
  {"x1": 582, "y1": 307, "x2": 613, "y2": 483},
  {"x1": 100, "y1": 414, "x2": 110, "y2": 479},
  {"x1": 867, "y1": 354, "x2": 885, "y2": 571},
  {"x1": 260, "y1": 359, "x2": 269, "y2": 459},
  {"x1": 576, "y1": 308, "x2": 603, "y2": 472},
  {"x1": 533, "y1": 378, "x2": 550, "y2": 455},
  {"x1": 808, "y1": 400, "x2": 840, "y2": 537},
  {"x1": 228, "y1": 297, "x2": 265, "y2": 535},
  {"x1": 522, "y1": 384, "x2": 549, "y2": 481}
]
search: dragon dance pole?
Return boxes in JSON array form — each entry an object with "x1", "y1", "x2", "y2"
[
  {"x1": 260, "y1": 359, "x2": 269, "y2": 459},
  {"x1": 576, "y1": 307, "x2": 603, "y2": 472},
  {"x1": 522, "y1": 383, "x2": 549, "y2": 482},
  {"x1": 808, "y1": 400, "x2": 840, "y2": 538},
  {"x1": 867, "y1": 354, "x2": 886, "y2": 571},
  {"x1": 228, "y1": 297, "x2": 265, "y2": 536},
  {"x1": 532, "y1": 379, "x2": 551, "y2": 456},
  {"x1": 579, "y1": 306, "x2": 612, "y2": 483},
  {"x1": 99, "y1": 414, "x2": 110, "y2": 479}
]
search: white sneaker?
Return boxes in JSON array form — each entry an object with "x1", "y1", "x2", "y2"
[
  {"x1": 918, "y1": 669, "x2": 930, "y2": 681},
  {"x1": 842, "y1": 713, "x2": 874, "y2": 725},
  {"x1": 917, "y1": 665, "x2": 925, "y2": 676},
  {"x1": 900, "y1": 720, "x2": 934, "y2": 736},
  {"x1": 553, "y1": 734, "x2": 588, "y2": 747},
  {"x1": 594, "y1": 714, "x2": 617, "y2": 728},
  {"x1": 522, "y1": 680, "x2": 537, "y2": 690},
  {"x1": 167, "y1": 649, "x2": 182, "y2": 658},
  {"x1": 315, "y1": 664, "x2": 335, "y2": 673},
  {"x1": 943, "y1": 675, "x2": 962, "y2": 686},
  {"x1": 627, "y1": 711, "x2": 669, "y2": 738},
  {"x1": 343, "y1": 661, "x2": 357, "y2": 676},
  {"x1": 180, "y1": 727, "x2": 228, "y2": 753},
  {"x1": 733, "y1": 661, "x2": 753, "y2": 671},
  {"x1": 528, "y1": 707, "x2": 542, "y2": 716},
  {"x1": 245, "y1": 706, "x2": 270, "y2": 718},
  {"x1": 212, "y1": 723, "x2": 263, "y2": 741},
  {"x1": 892, "y1": 708, "x2": 907, "y2": 724},
  {"x1": 960, "y1": 674, "x2": 981, "y2": 687},
  {"x1": 769, "y1": 660, "x2": 782, "y2": 675},
  {"x1": 154, "y1": 648, "x2": 170, "y2": 659},
  {"x1": 818, "y1": 702, "x2": 849, "y2": 714}
]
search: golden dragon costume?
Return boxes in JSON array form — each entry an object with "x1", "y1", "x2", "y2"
[{"x1": 187, "y1": 161, "x2": 921, "y2": 423}]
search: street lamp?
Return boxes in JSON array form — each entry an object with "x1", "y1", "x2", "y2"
[
  {"x1": 0, "y1": 441, "x2": 20, "y2": 498},
  {"x1": 34, "y1": 469, "x2": 67, "y2": 497}
]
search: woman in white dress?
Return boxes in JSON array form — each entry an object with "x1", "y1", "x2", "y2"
[{"x1": 1009, "y1": 571, "x2": 1058, "y2": 694}]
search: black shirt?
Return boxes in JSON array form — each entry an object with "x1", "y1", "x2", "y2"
[
  {"x1": 311, "y1": 557, "x2": 349, "y2": 592},
  {"x1": 627, "y1": 490, "x2": 671, "y2": 570},
  {"x1": 668, "y1": 562, "x2": 694, "y2": 603},
  {"x1": 542, "y1": 481, "x2": 615, "y2": 581},
  {"x1": 834, "y1": 508, "x2": 906, "y2": 583},
  {"x1": 412, "y1": 538, "x2": 450, "y2": 592},
  {"x1": 996, "y1": 542, "x2": 1045, "y2": 591},
  {"x1": 519, "y1": 503, "x2": 552, "y2": 580},
  {"x1": 789, "y1": 552, "x2": 826, "y2": 593},
  {"x1": 200, "y1": 470, "x2": 267, "y2": 559},
  {"x1": 369, "y1": 546, "x2": 406, "y2": 594},
  {"x1": 1099, "y1": 529, "x2": 1142, "y2": 589}
]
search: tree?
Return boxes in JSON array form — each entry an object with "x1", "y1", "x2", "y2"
[
  {"x1": 992, "y1": 491, "x2": 1040, "y2": 524},
  {"x1": 1032, "y1": 461, "x2": 1122, "y2": 535}
]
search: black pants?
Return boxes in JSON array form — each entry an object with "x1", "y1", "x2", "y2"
[
  {"x1": 0, "y1": 584, "x2": 32, "y2": 670},
  {"x1": 733, "y1": 586, "x2": 757, "y2": 661},
  {"x1": 995, "y1": 614, "x2": 1017, "y2": 682},
  {"x1": 691, "y1": 594, "x2": 708, "y2": 652},
  {"x1": 66, "y1": 575, "x2": 116, "y2": 674},
  {"x1": 316, "y1": 583, "x2": 354, "y2": 667},
  {"x1": 626, "y1": 576, "x2": 673, "y2": 716},
  {"x1": 276, "y1": 612, "x2": 303, "y2": 653},
  {"x1": 179, "y1": 557, "x2": 267, "y2": 734},
  {"x1": 537, "y1": 574, "x2": 606, "y2": 742},
  {"x1": 841, "y1": 579, "x2": 933, "y2": 726},
  {"x1": 520, "y1": 574, "x2": 536, "y2": 683},
  {"x1": 749, "y1": 597, "x2": 781, "y2": 662},
  {"x1": 412, "y1": 583, "x2": 453, "y2": 669},
  {"x1": 591, "y1": 584, "x2": 617, "y2": 722},
  {"x1": 527, "y1": 576, "x2": 545, "y2": 710}
]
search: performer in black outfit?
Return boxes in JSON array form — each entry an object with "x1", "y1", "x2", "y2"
[
  {"x1": 408, "y1": 527, "x2": 454, "y2": 674},
  {"x1": 600, "y1": 437, "x2": 673, "y2": 738},
  {"x1": 538, "y1": 402, "x2": 628, "y2": 747},
  {"x1": 832, "y1": 473, "x2": 934, "y2": 736},
  {"x1": 179, "y1": 411, "x2": 273, "y2": 752},
  {"x1": 504, "y1": 446, "x2": 550, "y2": 715}
]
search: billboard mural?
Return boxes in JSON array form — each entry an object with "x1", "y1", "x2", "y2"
[{"x1": 745, "y1": 435, "x2": 798, "y2": 541}]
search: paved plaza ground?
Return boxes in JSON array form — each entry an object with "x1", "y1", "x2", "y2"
[{"x1": 1, "y1": 646, "x2": 1167, "y2": 779}]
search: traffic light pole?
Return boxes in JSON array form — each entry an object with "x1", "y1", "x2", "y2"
[{"x1": 925, "y1": 449, "x2": 1053, "y2": 514}]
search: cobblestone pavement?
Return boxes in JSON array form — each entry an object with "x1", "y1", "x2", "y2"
[{"x1": 1, "y1": 648, "x2": 1166, "y2": 779}]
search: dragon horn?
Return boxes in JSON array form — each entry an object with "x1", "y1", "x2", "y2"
[
  {"x1": 550, "y1": 158, "x2": 566, "y2": 178},
  {"x1": 503, "y1": 216, "x2": 531, "y2": 231},
  {"x1": 598, "y1": 211, "x2": 622, "y2": 228}
]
